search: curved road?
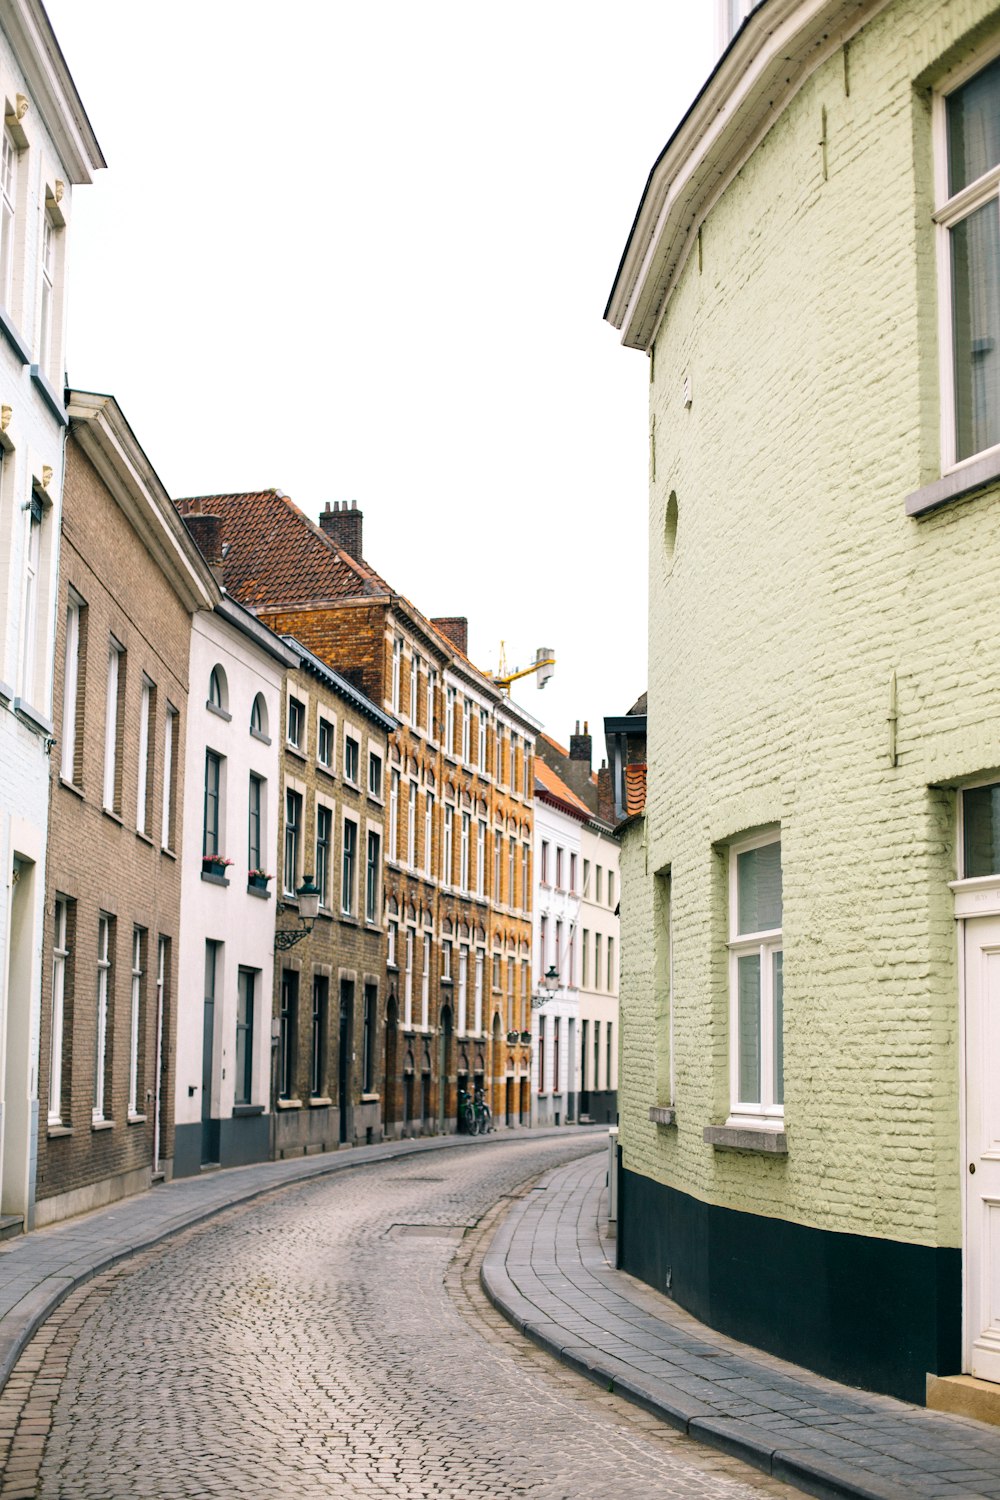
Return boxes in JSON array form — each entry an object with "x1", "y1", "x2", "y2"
[{"x1": 1, "y1": 1136, "x2": 794, "y2": 1499}]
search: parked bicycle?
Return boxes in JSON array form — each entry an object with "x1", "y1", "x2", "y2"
[
  {"x1": 474, "y1": 1087, "x2": 494, "y2": 1134},
  {"x1": 458, "y1": 1088, "x2": 478, "y2": 1134}
]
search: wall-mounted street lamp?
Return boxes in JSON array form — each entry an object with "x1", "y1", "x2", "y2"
[
  {"x1": 534, "y1": 965, "x2": 560, "y2": 1007},
  {"x1": 274, "y1": 875, "x2": 321, "y2": 951}
]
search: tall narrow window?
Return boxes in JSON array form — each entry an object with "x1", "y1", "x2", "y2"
[
  {"x1": 311, "y1": 976, "x2": 328, "y2": 1098},
  {"x1": 460, "y1": 812, "x2": 470, "y2": 893},
  {"x1": 404, "y1": 927, "x2": 414, "y2": 1028},
  {"x1": 607, "y1": 935, "x2": 615, "y2": 992},
  {"x1": 541, "y1": 841, "x2": 549, "y2": 884},
  {"x1": 539, "y1": 915, "x2": 548, "y2": 978},
  {"x1": 494, "y1": 829, "x2": 502, "y2": 901},
  {"x1": 476, "y1": 820, "x2": 486, "y2": 896},
  {"x1": 410, "y1": 651, "x2": 419, "y2": 723},
  {"x1": 284, "y1": 788, "x2": 302, "y2": 895},
  {"x1": 316, "y1": 804, "x2": 332, "y2": 906},
  {"x1": 507, "y1": 957, "x2": 515, "y2": 1031},
  {"x1": 582, "y1": 930, "x2": 590, "y2": 987},
  {"x1": 235, "y1": 968, "x2": 255, "y2": 1106},
  {"x1": 317, "y1": 715, "x2": 334, "y2": 769},
  {"x1": 407, "y1": 780, "x2": 417, "y2": 866},
  {"x1": 458, "y1": 945, "x2": 469, "y2": 1033},
  {"x1": 94, "y1": 914, "x2": 112, "y2": 1124},
  {"x1": 427, "y1": 668, "x2": 437, "y2": 734},
  {"x1": 521, "y1": 844, "x2": 529, "y2": 912},
  {"x1": 342, "y1": 817, "x2": 357, "y2": 914},
  {"x1": 443, "y1": 805, "x2": 454, "y2": 885},
  {"x1": 446, "y1": 686, "x2": 456, "y2": 753},
  {"x1": 248, "y1": 774, "x2": 263, "y2": 874},
  {"x1": 279, "y1": 970, "x2": 298, "y2": 1100},
  {"x1": 128, "y1": 928, "x2": 145, "y2": 1117},
  {"x1": 520, "y1": 959, "x2": 529, "y2": 1031},
  {"x1": 366, "y1": 829, "x2": 380, "y2": 922},
  {"x1": 136, "y1": 677, "x2": 155, "y2": 836},
  {"x1": 162, "y1": 705, "x2": 178, "y2": 850},
  {"x1": 474, "y1": 948, "x2": 484, "y2": 1033},
  {"x1": 462, "y1": 701, "x2": 471, "y2": 763},
  {"x1": 729, "y1": 834, "x2": 783, "y2": 1120},
  {"x1": 49, "y1": 897, "x2": 71, "y2": 1126},
  {"x1": 421, "y1": 933, "x2": 431, "y2": 1028},
  {"x1": 595, "y1": 933, "x2": 603, "y2": 991},
  {"x1": 153, "y1": 936, "x2": 168, "y2": 1173},
  {"x1": 539, "y1": 1015, "x2": 546, "y2": 1093},
  {"x1": 607, "y1": 1022, "x2": 613, "y2": 1092},
  {"x1": 478, "y1": 710, "x2": 487, "y2": 770},
  {"x1": 0, "y1": 129, "x2": 16, "y2": 308},
  {"x1": 509, "y1": 837, "x2": 516, "y2": 907},
  {"x1": 60, "y1": 593, "x2": 83, "y2": 784},
  {"x1": 103, "y1": 639, "x2": 123, "y2": 812},
  {"x1": 424, "y1": 791, "x2": 433, "y2": 875},
  {"x1": 19, "y1": 495, "x2": 41, "y2": 701},
  {"x1": 344, "y1": 733, "x2": 359, "y2": 784},
  {"x1": 594, "y1": 1021, "x2": 601, "y2": 1092},
  {"x1": 569, "y1": 853, "x2": 577, "y2": 894},
  {"x1": 553, "y1": 1018, "x2": 561, "y2": 1094},
  {"x1": 203, "y1": 751, "x2": 222, "y2": 857},
  {"x1": 389, "y1": 769, "x2": 399, "y2": 860},
  {"x1": 363, "y1": 984, "x2": 377, "y2": 1093},
  {"x1": 368, "y1": 751, "x2": 382, "y2": 798},
  {"x1": 287, "y1": 694, "x2": 305, "y2": 747},
  {"x1": 38, "y1": 214, "x2": 55, "y2": 374},
  {"x1": 391, "y1": 636, "x2": 402, "y2": 712}
]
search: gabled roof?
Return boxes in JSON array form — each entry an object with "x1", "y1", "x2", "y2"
[{"x1": 535, "y1": 758, "x2": 591, "y2": 822}]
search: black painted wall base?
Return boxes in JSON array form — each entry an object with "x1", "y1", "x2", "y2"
[
  {"x1": 174, "y1": 1115, "x2": 271, "y2": 1178},
  {"x1": 618, "y1": 1166, "x2": 961, "y2": 1405}
]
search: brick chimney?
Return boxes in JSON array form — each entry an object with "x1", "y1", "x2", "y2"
[
  {"x1": 432, "y1": 617, "x2": 468, "y2": 656},
  {"x1": 569, "y1": 719, "x2": 592, "y2": 768},
  {"x1": 181, "y1": 499, "x2": 225, "y2": 579},
  {"x1": 319, "y1": 499, "x2": 363, "y2": 560}
]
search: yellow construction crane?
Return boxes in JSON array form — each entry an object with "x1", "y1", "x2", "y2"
[{"x1": 493, "y1": 643, "x2": 556, "y2": 694}]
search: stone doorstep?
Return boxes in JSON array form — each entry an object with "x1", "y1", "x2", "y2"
[{"x1": 927, "y1": 1374, "x2": 1000, "y2": 1428}]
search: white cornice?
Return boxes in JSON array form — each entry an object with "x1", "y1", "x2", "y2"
[
  {"x1": 0, "y1": 0, "x2": 105, "y2": 183},
  {"x1": 605, "y1": 0, "x2": 889, "y2": 351},
  {"x1": 66, "y1": 390, "x2": 219, "y2": 614}
]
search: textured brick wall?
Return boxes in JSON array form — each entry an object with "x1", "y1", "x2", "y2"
[{"x1": 621, "y1": 0, "x2": 1000, "y2": 1251}]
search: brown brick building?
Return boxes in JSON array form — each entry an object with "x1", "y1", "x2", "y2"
[
  {"x1": 175, "y1": 492, "x2": 537, "y2": 1134},
  {"x1": 272, "y1": 638, "x2": 395, "y2": 1155},
  {"x1": 36, "y1": 393, "x2": 217, "y2": 1225}
]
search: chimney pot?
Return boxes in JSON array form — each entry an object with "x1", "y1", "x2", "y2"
[{"x1": 319, "y1": 500, "x2": 364, "y2": 559}]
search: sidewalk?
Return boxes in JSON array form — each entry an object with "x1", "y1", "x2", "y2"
[
  {"x1": 0, "y1": 1124, "x2": 601, "y2": 1394},
  {"x1": 481, "y1": 1152, "x2": 1000, "y2": 1500}
]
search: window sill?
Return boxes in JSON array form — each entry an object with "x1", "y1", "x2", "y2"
[
  {"x1": 127, "y1": 1112, "x2": 147, "y2": 1125},
  {"x1": 703, "y1": 1123, "x2": 787, "y2": 1154},
  {"x1": 13, "y1": 698, "x2": 54, "y2": 736},
  {"x1": 0, "y1": 304, "x2": 30, "y2": 363},
  {"x1": 387, "y1": 961, "x2": 399, "y2": 973},
  {"x1": 308, "y1": 1096, "x2": 333, "y2": 1108},
  {"x1": 250, "y1": 727, "x2": 271, "y2": 746},
  {"x1": 0, "y1": 678, "x2": 12, "y2": 702},
  {"x1": 906, "y1": 447, "x2": 1000, "y2": 517},
  {"x1": 285, "y1": 743, "x2": 307, "y2": 762},
  {"x1": 206, "y1": 701, "x2": 232, "y2": 722},
  {"x1": 201, "y1": 871, "x2": 230, "y2": 887},
  {"x1": 367, "y1": 793, "x2": 385, "y2": 809},
  {"x1": 276, "y1": 1098, "x2": 302, "y2": 1111},
  {"x1": 102, "y1": 807, "x2": 124, "y2": 827},
  {"x1": 247, "y1": 884, "x2": 271, "y2": 900},
  {"x1": 648, "y1": 1105, "x2": 676, "y2": 1127},
  {"x1": 135, "y1": 830, "x2": 154, "y2": 848},
  {"x1": 339, "y1": 913, "x2": 359, "y2": 928},
  {"x1": 161, "y1": 846, "x2": 177, "y2": 861},
  {"x1": 343, "y1": 779, "x2": 361, "y2": 794},
  {"x1": 360, "y1": 1092, "x2": 380, "y2": 1104},
  {"x1": 47, "y1": 1123, "x2": 72, "y2": 1138},
  {"x1": 316, "y1": 762, "x2": 336, "y2": 781},
  {"x1": 31, "y1": 364, "x2": 68, "y2": 426},
  {"x1": 232, "y1": 1103, "x2": 264, "y2": 1117},
  {"x1": 91, "y1": 1118, "x2": 114, "y2": 1132},
  {"x1": 58, "y1": 777, "x2": 84, "y2": 800}
]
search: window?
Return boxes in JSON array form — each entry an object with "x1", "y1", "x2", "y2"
[
  {"x1": 539, "y1": 914, "x2": 548, "y2": 977},
  {"x1": 458, "y1": 945, "x2": 469, "y2": 1032},
  {"x1": 443, "y1": 805, "x2": 454, "y2": 884},
  {"x1": 569, "y1": 925, "x2": 576, "y2": 987},
  {"x1": 235, "y1": 968, "x2": 255, "y2": 1105},
  {"x1": 582, "y1": 929, "x2": 590, "y2": 987},
  {"x1": 279, "y1": 970, "x2": 298, "y2": 1100},
  {"x1": 424, "y1": 792, "x2": 433, "y2": 875},
  {"x1": 594, "y1": 1021, "x2": 601, "y2": 1092},
  {"x1": 203, "y1": 751, "x2": 223, "y2": 857},
  {"x1": 521, "y1": 959, "x2": 529, "y2": 1030},
  {"x1": 103, "y1": 638, "x2": 124, "y2": 812},
  {"x1": 363, "y1": 984, "x2": 377, "y2": 1092},
  {"x1": 248, "y1": 774, "x2": 263, "y2": 874},
  {"x1": 366, "y1": 829, "x2": 380, "y2": 922},
  {"x1": 410, "y1": 651, "x2": 419, "y2": 723},
  {"x1": 442, "y1": 938, "x2": 452, "y2": 981},
  {"x1": 492, "y1": 953, "x2": 502, "y2": 990},
  {"x1": 317, "y1": 715, "x2": 334, "y2": 769},
  {"x1": 608, "y1": 871, "x2": 615, "y2": 908},
  {"x1": 60, "y1": 592, "x2": 84, "y2": 785},
  {"x1": 407, "y1": 780, "x2": 417, "y2": 866},
  {"x1": 389, "y1": 769, "x2": 399, "y2": 859},
  {"x1": 311, "y1": 976, "x2": 328, "y2": 1098},
  {"x1": 128, "y1": 928, "x2": 145, "y2": 1118},
  {"x1": 595, "y1": 866, "x2": 603, "y2": 903},
  {"x1": 136, "y1": 677, "x2": 155, "y2": 836},
  {"x1": 421, "y1": 934, "x2": 431, "y2": 1027},
  {"x1": 209, "y1": 665, "x2": 228, "y2": 713},
  {"x1": 446, "y1": 686, "x2": 456, "y2": 753},
  {"x1": 38, "y1": 213, "x2": 56, "y2": 374},
  {"x1": 553, "y1": 1019, "x2": 561, "y2": 1093},
  {"x1": 404, "y1": 927, "x2": 414, "y2": 1027},
  {"x1": 521, "y1": 844, "x2": 529, "y2": 912},
  {"x1": 316, "y1": 804, "x2": 332, "y2": 906},
  {"x1": 250, "y1": 692, "x2": 268, "y2": 738},
  {"x1": 555, "y1": 919, "x2": 563, "y2": 983},
  {"x1": 162, "y1": 705, "x2": 178, "y2": 850},
  {"x1": 0, "y1": 129, "x2": 15, "y2": 309},
  {"x1": 427, "y1": 668, "x2": 437, "y2": 734},
  {"x1": 344, "y1": 733, "x2": 359, "y2": 785},
  {"x1": 284, "y1": 788, "x2": 302, "y2": 894},
  {"x1": 595, "y1": 933, "x2": 603, "y2": 991},
  {"x1": 287, "y1": 695, "x2": 305, "y2": 748},
  {"x1": 583, "y1": 858, "x2": 591, "y2": 894},
  {"x1": 719, "y1": 0, "x2": 753, "y2": 46},
  {"x1": 509, "y1": 837, "x2": 516, "y2": 907},
  {"x1": 369, "y1": 751, "x2": 383, "y2": 799},
  {"x1": 460, "y1": 812, "x2": 470, "y2": 893},
  {"x1": 939, "y1": 55, "x2": 1000, "y2": 465},
  {"x1": 556, "y1": 847, "x2": 563, "y2": 889},
  {"x1": 342, "y1": 817, "x2": 357, "y2": 914},
  {"x1": 541, "y1": 841, "x2": 549, "y2": 884},
  {"x1": 729, "y1": 833, "x2": 783, "y2": 1120},
  {"x1": 476, "y1": 820, "x2": 486, "y2": 896},
  {"x1": 461, "y1": 700, "x2": 471, "y2": 763},
  {"x1": 49, "y1": 897, "x2": 72, "y2": 1126},
  {"x1": 964, "y1": 781, "x2": 1000, "y2": 874},
  {"x1": 539, "y1": 1015, "x2": 546, "y2": 1093},
  {"x1": 94, "y1": 914, "x2": 112, "y2": 1124},
  {"x1": 523, "y1": 749, "x2": 531, "y2": 799},
  {"x1": 607, "y1": 1021, "x2": 614, "y2": 1092},
  {"x1": 478, "y1": 710, "x2": 487, "y2": 771},
  {"x1": 569, "y1": 853, "x2": 577, "y2": 893},
  {"x1": 388, "y1": 918, "x2": 398, "y2": 968},
  {"x1": 607, "y1": 935, "x2": 615, "y2": 992},
  {"x1": 391, "y1": 636, "x2": 402, "y2": 712},
  {"x1": 507, "y1": 957, "x2": 515, "y2": 1030},
  {"x1": 474, "y1": 949, "x2": 484, "y2": 1033},
  {"x1": 494, "y1": 830, "x2": 502, "y2": 901}
]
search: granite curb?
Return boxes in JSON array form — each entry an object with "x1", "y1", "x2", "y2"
[
  {"x1": 481, "y1": 1152, "x2": 1000, "y2": 1500},
  {"x1": 0, "y1": 1124, "x2": 605, "y2": 1394}
]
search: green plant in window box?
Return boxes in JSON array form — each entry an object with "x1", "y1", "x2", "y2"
[
  {"x1": 248, "y1": 868, "x2": 272, "y2": 890},
  {"x1": 202, "y1": 853, "x2": 233, "y2": 878}
]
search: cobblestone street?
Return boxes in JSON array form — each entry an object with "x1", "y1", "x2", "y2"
[{"x1": 0, "y1": 1136, "x2": 796, "y2": 1499}]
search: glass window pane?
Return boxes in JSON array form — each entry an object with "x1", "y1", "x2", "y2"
[
  {"x1": 738, "y1": 953, "x2": 761, "y2": 1104},
  {"x1": 964, "y1": 783, "x2": 1000, "y2": 876},
  {"x1": 773, "y1": 950, "x2": 784, "y2": 1107},
  {"x1": 737, "y1": 841, "x2": 782, "y2": 933},
  {"x1": 951, "y1": 201, "x2": 1000, "y2": 462},
  {"x1": 948, "y1": 56, "x2": 1000, "y2": 195}
]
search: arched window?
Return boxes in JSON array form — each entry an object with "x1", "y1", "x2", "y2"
[
  {"x1": 250, "y1": 692, "x2": 268, "y2": 738},
  {"x1": 208, "y1": 665, "x2": 228, "y2": 713}
]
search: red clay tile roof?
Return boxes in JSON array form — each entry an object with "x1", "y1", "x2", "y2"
[
  {"x1": 624, "y1": 763, "x2": 647, "y2": 817},
  {"x1": 535, "y1": 758, "x2": 591, "y2": 819},
  {"x1": 176, "y1": 490, "x2": 394, "y2": 608},
  {"x1": 539, "y1": 730, "x2": 571, "y2": 758}
]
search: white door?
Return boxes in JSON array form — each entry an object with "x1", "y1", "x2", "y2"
[{"x1": 965, "y1": 915, "x2": 1000, "y2": 1380}]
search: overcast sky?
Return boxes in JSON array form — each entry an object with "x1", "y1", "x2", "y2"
[{"x1": 45, "y1": 1, "x2": 712, "y2": 760}]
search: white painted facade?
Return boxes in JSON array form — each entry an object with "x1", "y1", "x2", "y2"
[
  {"x1": 531, "y1": 788, "x2": 583, "y2": 1126},
  {"x1": 0, "y1": 2, "x2": 102, "y2": 1225},
  {"x1": 578, "y1": 818, "x2": 620, "y2": 1121},
  {"x1": 173, "y1": 600, "x2": 296, "y2": 1176}
]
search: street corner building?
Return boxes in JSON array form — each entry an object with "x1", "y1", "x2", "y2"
[
  {"x1": 172, "y1": 492, "x2": 540, "y2": 1139},
  {"x1": 604, "y1": 0, "x2": 1000, "y2": 1408}
]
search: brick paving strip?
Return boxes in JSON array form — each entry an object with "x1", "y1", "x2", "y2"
[
  {"x1": 481, "y1": 1153, "x2": 1000, "y2": 1500},
  {"x1": 0, "y1": 1124, "x2": 605, "y2": 1402}
]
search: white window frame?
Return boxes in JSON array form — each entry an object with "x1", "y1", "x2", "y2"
[
  {"x1": 136, "y1": 676, "x2": 153, "y2": 836},
  {"x1": 20, "y1": 496, "x2": 42, "y2": 702},
  {"x1": 421, "y1": 933, "x2": 430, "y2": 1028},
  {"x1": 389, "y1": 768, "x2": 399, "y2": 860},
  {"x1": 461, "y1": 700, "x2": 472, "y2": 764},
  {"x1": 443, "y1": 804, "x2": 454, "y2": 886},
  {"x1": 49, "y1": 897, "x2": 68, "y2": 1126},
  {"x1": 128, "y1": 928, "x2": 143, "y2": 1118},
  {"x1": 391, "y1": 635, "x2": 402, "y2": 712},
  {"x1": 445, "y1": 685, "x2": 456, "y2": 754},
  {"x1": 317, "y1": 712, "x2": 335, "y2": 771},
  {"x1": 368, "y1": 749, "x2": 382, "y2": 799},
  {"x1": 933, "y1": 42, "x2": 1000, "y2": 473},
  {"x1": 94, "y1": 914, "x2": 111, "y2": 1123},
  {"x1": 458, "y1": 944, "x2": 469, "y2": 1033},
  {"x1": 407, "y1": 779, "x2": 417, "y2": 867},
  {"x1": 478, "y1": 710, "x2": 487, "y2": 771},
  {"x1": 476, "y1": 820, "x2": 486, "y2": 896},
  {"x1": 38, "y1": 210, "x2": 55, "y2": 375},
  {"x1": 727, "y1": 830, "x2": 783, "y2": 1125},
  {"x1": 343, "y1": 730, "x2": 360, "y2": 786},
  {"x1": 341, "y1": 813, "x2": 358, "y2": 915},
  {"x1": 404, "y1": 926, "x2": 414, "y2": 1028},
  {"x1": 424, "y1": 791, "x2": 433, "y2": 876},
  {"x1": 387, "y1": 918, "x2": 398, "y2": 968},
  {"x1": 161, "y1": 704, "x2": 177, "y2": 850},
  {"x1": 460, "y1": 811, "x2": 470, "y2": 894},
  {"x1": 60, "y1": 592, "x2": 82, "y2": 784},
  {"x1": 0, "y1": 128, "x2": 16, "y2": 310},
  {"x1": 103, "y1": 638, "x2": 123, "y2": 812},
  {"x1": 410, "y1": 651, "x2": 419, "y2": 725},
  {"x1": 474, "y1": 948, "x2": 484, "y2": 1033}
]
